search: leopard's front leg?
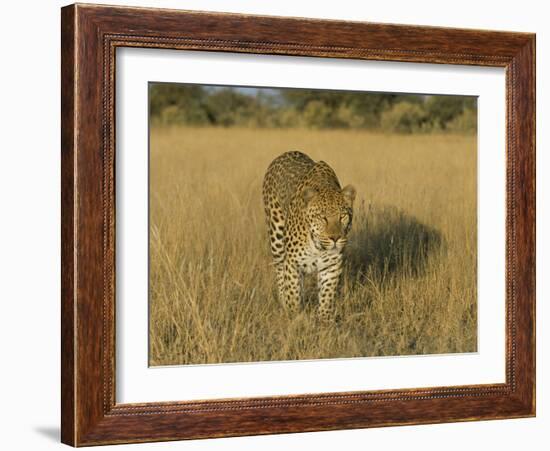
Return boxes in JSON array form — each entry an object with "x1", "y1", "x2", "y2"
[
  {"x1": 317, "y1": 253, "x2": 343, "y2": 321},
  {"x1": 282, "y1": 258, "x2": 302, "y2": 315}
]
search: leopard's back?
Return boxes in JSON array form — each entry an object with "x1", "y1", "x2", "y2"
[{"x1": 262, "y1": 150, "x2": 315, "y2": 215}]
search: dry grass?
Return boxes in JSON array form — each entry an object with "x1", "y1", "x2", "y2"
[{"x1": 149, "y1": 126, "x2": 477, "y2": 366}]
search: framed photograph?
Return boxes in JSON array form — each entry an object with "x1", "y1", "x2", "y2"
[{"x1": 61, "y1": 3, "x2": 535, "y2": 446}]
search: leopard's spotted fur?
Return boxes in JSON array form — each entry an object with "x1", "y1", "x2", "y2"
[{"x1": 262, "y1": 151, "x2": 356, "y2": 320}]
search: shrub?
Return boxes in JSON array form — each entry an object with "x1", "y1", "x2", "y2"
[
  {"x1": 335, "y1": 104, "x2": 366, "y2": 129},
  {"x1": 380, "y1": 102, "x2": 427, "y2": 134},
  {"x1": 446, "y1": 108, "x2": 477, "y2": 133},
  {"x1": 302, "y1": 100, "x2": 334, "y2": 129},
  {"x1": 425, "y1": 96, "x2": 475, "y2": 130}
]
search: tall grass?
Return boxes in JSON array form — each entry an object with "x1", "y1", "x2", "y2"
[{"x1": 149, "y1": 127, "x2": 477, "y2": 366}]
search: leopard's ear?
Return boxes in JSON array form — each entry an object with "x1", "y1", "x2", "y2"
[
  {"x1": 342, "y1": 184, "x2": 356, "y2": 206},
  {"x1": 302, "y1": 186, "x2": 318, "y2": 205}
]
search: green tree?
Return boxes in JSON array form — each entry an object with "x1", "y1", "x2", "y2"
[
  {"x1": 204, "y1": 89, "x2": 258, "y2": 126},
  {"x1": 148, "y1": 82, "x2": 476, "y2": 133},
  {"x1": 149, "y1": 84, "x2": 209, "y2": 125},
  {"x1": 380, "y1": 102, "x2": 428, "y2": 133},
  {"x1": 425, "y1": 96, "x2": 475, "y2": 130}
]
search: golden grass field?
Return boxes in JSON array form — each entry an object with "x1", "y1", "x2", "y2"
[{"x1": 149, "y1": 126, "x2": 477, "y2": 366}]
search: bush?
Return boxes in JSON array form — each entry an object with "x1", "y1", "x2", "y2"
[
  {"x1": 158, "y1": 105, "x2": 184, "y2": 125},
  {"x1": 425, "y1": 96, "x2": 474, "y2": 130},
  {"x1": 446, "y1": 108, "x2": 477, "y2": 133},
  {"x1": 149, "y1": 83, "x2": 477, "y2": 134},
  {"x1": 273, "y1": 108, "x2": 304, "y2": 128},
  {"x1": 380, "y1": 102, "x2": 427, "y2": 134},
  {"x1": 302, "y1": 100, "x2": 334, "y2": 129},
  {"x1": 155, "y1": 104, "x2": 210, "y2": 126},
  {"x1": 335, "y1": 104, "x2": 366, "y2": 129},
  {"x1": 204, "y1": 89, "x2": 257, "y2": 126}
]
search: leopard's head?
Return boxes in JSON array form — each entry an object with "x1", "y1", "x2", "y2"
[{"x1": 302, "y1": 184, "x2": 356, "y2": 251}]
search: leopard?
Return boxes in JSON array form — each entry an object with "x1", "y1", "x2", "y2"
[{"x1": 262, "y1": 150, "x2": 356, "y2": 321}]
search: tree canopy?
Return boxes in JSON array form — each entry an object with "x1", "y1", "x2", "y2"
[{"x1": 149, "y1": 83, "x2": 476, "y2": 133}]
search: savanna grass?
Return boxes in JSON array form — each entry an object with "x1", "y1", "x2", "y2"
[{"x1": 149, "y1": 127, "x2": 477, "y2": 365}]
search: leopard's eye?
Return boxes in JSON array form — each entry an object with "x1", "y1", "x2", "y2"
[{"x1": 322, "y1": 216, "x2": 328, "y2": 224}]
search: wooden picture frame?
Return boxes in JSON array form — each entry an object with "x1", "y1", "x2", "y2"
[{"x1": 61, "y1": 3, "x2": 535, "y2": 446}]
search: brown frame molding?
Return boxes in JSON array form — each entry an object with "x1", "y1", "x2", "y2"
[{"x1": 61, "y1": 3, "x2": 536, "y2": 446}]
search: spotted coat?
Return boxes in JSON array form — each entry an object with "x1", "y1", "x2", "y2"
[{"x1": 262, "y1": 151, "x2": 356, "y2": 320}]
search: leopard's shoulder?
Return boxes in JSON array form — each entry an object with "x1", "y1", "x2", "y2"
[{"x1": 262, "y1": 151, "x2": 316, "y2": 212}]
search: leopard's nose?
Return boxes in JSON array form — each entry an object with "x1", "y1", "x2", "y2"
[{"x1": 328, "y1": 234, "x2": 340, "y2": 242}]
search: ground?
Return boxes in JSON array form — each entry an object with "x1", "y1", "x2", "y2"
[{"x1": 148, "y1": 127, "x2": 477, "y2": 366}]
